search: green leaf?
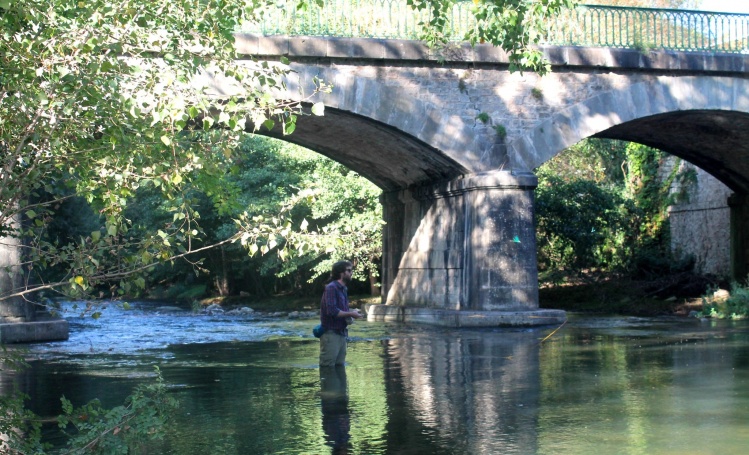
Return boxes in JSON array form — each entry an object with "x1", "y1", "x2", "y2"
[
  {"x1": 160, "y1": 135, "x2": 171, "y2": 146},
  {"x1": 311, "y1": 102, "x2": 325, "y2": 116}
]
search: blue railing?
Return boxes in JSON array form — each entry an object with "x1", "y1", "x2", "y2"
[{"x1": 242, "y1": 1, "x2": 749, "y2": 53}]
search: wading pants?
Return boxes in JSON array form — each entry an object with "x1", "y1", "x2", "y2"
[{"x1": 319, "y1": 331, "x2": 347, "y2": 366}]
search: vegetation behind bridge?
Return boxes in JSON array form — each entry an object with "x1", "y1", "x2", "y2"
[{"x1": 40, "y1": 134, "x2": 717, "y2": 316}]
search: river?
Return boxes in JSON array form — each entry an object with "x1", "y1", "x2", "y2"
[{"x1": 6, "y1": 300, "x2": 749, "y2": 454}]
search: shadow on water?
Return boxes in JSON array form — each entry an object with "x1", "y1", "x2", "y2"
[{"x1": 5, "y1": 302, "x2": 749, "y2": 454}]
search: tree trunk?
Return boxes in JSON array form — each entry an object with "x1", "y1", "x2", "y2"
[
  {"x1": 213, "y1": 246, "x2": 230, "y2": 296},
  {"x1": 369, "y1": 268, "x2": 381, "y2": 297}
]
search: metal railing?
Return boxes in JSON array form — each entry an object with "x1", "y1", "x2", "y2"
[{"x1": 241, "y1": 1, "x2": 749, "y2": 53}]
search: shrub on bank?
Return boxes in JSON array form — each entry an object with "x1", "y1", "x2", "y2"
[{"x1": 699, "y1": 282, "x2": 749, "y2": 319}]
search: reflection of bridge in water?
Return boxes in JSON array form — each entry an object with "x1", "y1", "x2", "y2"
[
  {"x1": 4, "y1": 4, "x2": 749, "y2": 340},
  {"x1": 366, "y1": 320, "x2": 749, "y2": 453}
]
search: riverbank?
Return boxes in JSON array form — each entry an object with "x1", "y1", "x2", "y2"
[
  {"x1": 196, "y1": 273, "x2": 712, "y2": 317},
  {"x1": 538, "y1": 272, "x2": 716, "y2": 316}
]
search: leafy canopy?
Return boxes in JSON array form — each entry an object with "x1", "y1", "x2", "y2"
[
  {"x1": 0, "y1": 0, "x2": 327, "y2": 301},
  {"x1": 0, "y1": 0, "x2": 580, "y2": 302}
]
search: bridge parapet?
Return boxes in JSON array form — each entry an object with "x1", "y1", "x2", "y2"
[
  {"x1": 238, "y1": 34, "x2": 749, "y2": 73},
  {"x1": 242, "y1": 2, "x2": 749, "y2": 54}
]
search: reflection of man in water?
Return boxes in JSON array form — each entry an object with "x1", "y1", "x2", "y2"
[{"x1": 320, "y1": 366, "x2": 351, "y2": 454}]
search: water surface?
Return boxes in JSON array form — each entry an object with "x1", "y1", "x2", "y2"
[{"x1": 8, "y1": 301, "x2": 749, "y2": 454}]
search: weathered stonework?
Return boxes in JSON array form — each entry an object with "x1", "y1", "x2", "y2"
[
  {"x1": 239, "y1": 36, "x2": 749, "y2": 195},
  {"x1": 729, "y1": 194, "x2": 749, "y2": 280},
  {"x1": 667, "y1": 161, "x2": 733, "y2": 278},
  {"x1": 0, "y1": 217, "x2": 34, "y2": 321},
  {"x1": 376, "y1": 170, "x2": 565, "y2": 326}
]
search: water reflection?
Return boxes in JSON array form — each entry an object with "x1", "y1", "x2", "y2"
[
  {"x1": 6, "y1": 306, "x2": 749, "y2": 454},
  {"x1": 320, "y1": 366, "x2": 352, "y2": 453},
  {"x1": 381, "y1": 328, "x2": 542, "y2": 454}
]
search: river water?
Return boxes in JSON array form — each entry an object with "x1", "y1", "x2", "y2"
[{"x1": 7, "y1": 300, "x2": 749, "y2": 454}]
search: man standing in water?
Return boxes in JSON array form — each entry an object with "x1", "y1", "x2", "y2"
[{"x1": 319, "y1": 260, "x2": 363, "y2": 366}]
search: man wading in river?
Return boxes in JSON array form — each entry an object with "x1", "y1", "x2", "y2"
[{"x1": 319, "y1": 260, "x2": 363, "y2": 366}]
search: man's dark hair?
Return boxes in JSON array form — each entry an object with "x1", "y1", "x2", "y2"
[{"x1": 326, "y1": 260, "x2": 353, "y2": 284}]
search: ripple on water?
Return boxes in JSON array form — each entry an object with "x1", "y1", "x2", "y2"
[{"x1": 35, "y1": 300, "x2": 320, "y2": 357}]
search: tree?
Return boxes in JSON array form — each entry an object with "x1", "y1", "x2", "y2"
[
  {"x1": 409, "y1": 0, "x2": 579, "y2": 73},
  {"x1": 535, "y1": 139, "x2": 698, "y2": 281},
  {"x1": 585, "y1": 0, "x2": 700, "y2": 8},
  {"x1": 0, "y1": 0, "x2": 328, "y2": 303},
  {"x1": 1, "y1": 0, "x2": 580, "y2": 305}
]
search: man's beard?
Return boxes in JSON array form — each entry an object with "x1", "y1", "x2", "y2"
[{"x1": 342, "y1": 275, "x2": 351, "y2": 284}]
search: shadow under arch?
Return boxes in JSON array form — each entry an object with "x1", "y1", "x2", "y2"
[
  {"x1": 250, "y1": 105, "x2": 469, "y2": 192},
  {"x1": 593, "y1": 110, "x2": 749, "y2": 193},
  {"x1": 511, "y1": 77, "x2": 749, "y2": 193}
]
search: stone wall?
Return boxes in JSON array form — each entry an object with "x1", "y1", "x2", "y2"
[
  {"x1": 245, "y1": 36, "x2": 749, "y2": 195},
  {"x1": 666, "y1": 160, "x2": 732, "y2": 278},
  {"x1": 0, "y1": 216, "x2": 34, "y2": 321}
]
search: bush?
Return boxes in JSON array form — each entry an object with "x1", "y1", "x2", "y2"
[
  {"x1": 535, "y1": 175, "x2": 629, "y2": 274},
  {"x1": 0, "y1": 361, "x2": 177, "y2": 454},
  {"x1": 700, "y1": 282, "x2": 749, "y2": 319}
]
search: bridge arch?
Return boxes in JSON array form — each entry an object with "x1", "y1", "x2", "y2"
[
  {"x1": 254, "y1": 105, "x2": 467, "y2": 191},
  {"x1": 512, "y1": 76, "x2": 749, "y2": 193}
]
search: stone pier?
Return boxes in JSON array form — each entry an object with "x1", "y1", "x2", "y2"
[
  {"x1": 0, "y1": 228, "x2": 68, "y2": 343},
  {"x1": 368, "y1": 170, "x2": 565, "y2": 327}
]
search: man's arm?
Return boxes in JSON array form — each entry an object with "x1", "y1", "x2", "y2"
[{"x1": 335, "y1": 309, "x2": 363, "y2": 319}]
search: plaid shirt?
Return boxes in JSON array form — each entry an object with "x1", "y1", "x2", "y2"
[{"x1": 320, "y1": 280, "x2": 350, "y2": 335}]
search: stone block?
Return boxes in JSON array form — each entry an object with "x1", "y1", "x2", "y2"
[
  {"x1": 327, "y1": 37, "x2": 386, "y2": 60},
  {"x1": 288, "y1": 36, "x2": 327, "y2": 57},
  {"x1": 472, "y1": 44, "x2": 510, "y2": 64},
  {"x1": 255, "y1": 35, "x2": 289, "y2": 56},
  {"x1": 383, "y1": 40, "x2": 431, "y2": 61},
  {"x1": 611, "y1": 49, "x2": 643, "y2": 68},
  {"x1": 732, "y1": 79, "x2": 749, "y2": 112},
  {"x1": 0, "y1": 319, "x2": 69, "y2": 344},
  {"x1": 629, "y1": 82, "x2": 654, "y2": 119},
  {"x1": 364, "y1": 305, "x2": 566, "y2": 327},
  {"x1": 234, "y1": 34, "x2": 260, "y2": 56}
]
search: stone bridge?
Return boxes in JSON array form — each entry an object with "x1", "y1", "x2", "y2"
[
  {"x1": 230, "y1": 34, "x2": 749, "y2": 326},
  {"x1": 5, "y1": 33, "x2": 749, "y2": 337}
]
